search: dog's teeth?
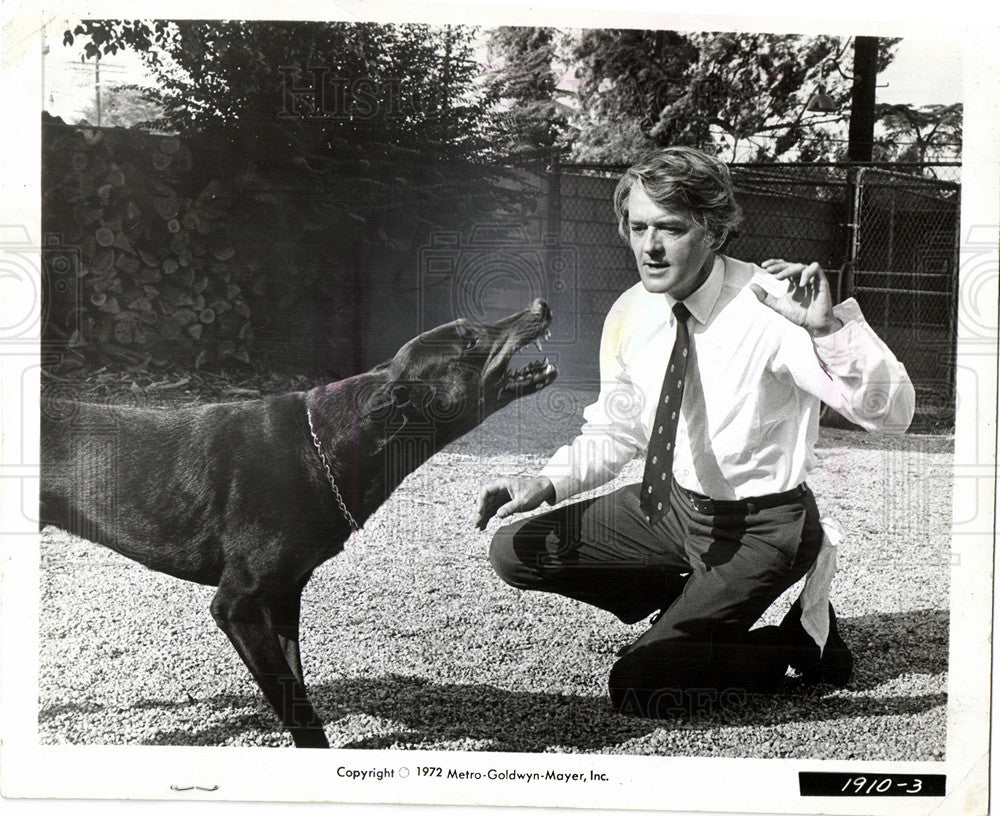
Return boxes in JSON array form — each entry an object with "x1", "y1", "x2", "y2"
[
  {"x1": 545, "y1": 330, "x2": 552, "y2": 341},
  {"x1": 534, "y1": 338, "x2": 543, "y2": 352}
]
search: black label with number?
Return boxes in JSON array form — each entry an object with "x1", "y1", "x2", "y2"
[{"x1": 799, "y1": 772, "x2": 945, "y2": 797}]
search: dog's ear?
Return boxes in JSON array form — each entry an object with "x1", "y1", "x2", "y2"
[
  {"x1": 361, "y1": 382, "x2": 416, "y2": 419},
  {"x1": 389, "y1": 384, "x2": 411, "y2": 407},
  {"x1": 360, "y1": 381, "x2": 396, "y2": 419}
]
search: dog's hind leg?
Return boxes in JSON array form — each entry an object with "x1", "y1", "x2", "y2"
[{"x1": 211, "y1": 570, "x2": 329, "y2": 748}]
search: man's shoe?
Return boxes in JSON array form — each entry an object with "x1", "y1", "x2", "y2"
[{"x1": 779, "y1": 600, "x2": 853, "y2": 686}]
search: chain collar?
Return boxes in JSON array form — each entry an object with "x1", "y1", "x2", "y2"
[{"x1": 306, "y1": 405, "x2": 360, "y2": 535}]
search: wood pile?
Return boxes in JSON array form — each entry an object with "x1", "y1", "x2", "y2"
[{"x1": 42, "y1": 114, "x2": 252, "y2": 370}]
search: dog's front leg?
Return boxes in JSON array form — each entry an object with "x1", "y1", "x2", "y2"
[
  {"x1": 211, "y1": 571, "x2": 329, "y2": 748},
  {"x1": 272, "y1": 572, "x2": 311, "y2": 686}
]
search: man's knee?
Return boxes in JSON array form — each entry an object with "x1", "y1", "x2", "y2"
[{"x1": 488, "y1": 523, "x2": 529, "y2": 588}]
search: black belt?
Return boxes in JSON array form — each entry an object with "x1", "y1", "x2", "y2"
[{"x1": 679, "y1": 483, "x2": 808, "y2": 516}]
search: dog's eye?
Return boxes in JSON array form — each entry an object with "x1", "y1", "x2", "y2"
[{"x1": 456, "y1": 324, "x2": 479, "y2": 352}]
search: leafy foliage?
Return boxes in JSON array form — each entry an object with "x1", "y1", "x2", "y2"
[
  {"x1": 484, "y1": 27, "x2": 570, "y2": 158},
  {"x1": 568, "y1": 31, "x2": 868, "y2": 161},
  {"x1": 873, "y1": 103, "x2": 963, "y2": 165},
  {"x1": 64, "y1": 21, "x2": 497, "y2": 160},
  {"x1": 61, "y1": 21, "x2": 534, "y2": 240},
  {"x1": 491, "y1": 30, "x2": 906, "y2": 163},
  {"x1": 63, "y1": 20, "x2": 170, "y2": 60},
  {"x1": 53, "y1": 21, "x2": 960, "y2": 375}
]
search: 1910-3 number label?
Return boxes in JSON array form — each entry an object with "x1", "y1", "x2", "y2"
[{"x1": 799, "y1": 772, "x2": 945, "y2": 797}]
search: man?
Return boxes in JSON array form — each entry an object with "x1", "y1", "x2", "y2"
[{"x1": 476, "y1": 147, "x2": 914, "y2": 717}]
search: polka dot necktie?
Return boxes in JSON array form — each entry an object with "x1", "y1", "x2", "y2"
[{"x1": 640, "y1": 301, "x2": 691, "y2": 525}]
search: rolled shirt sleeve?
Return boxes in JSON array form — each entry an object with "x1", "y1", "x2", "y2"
[{"x1": 777, "y1": 298, "x2": 915, "y2": 434}]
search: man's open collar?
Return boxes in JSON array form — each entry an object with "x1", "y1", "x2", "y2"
[{"x1": 668, "y1": 255, "x2": 725, "y2": 326}]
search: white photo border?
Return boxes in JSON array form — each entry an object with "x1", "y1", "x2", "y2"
[{"x1": 2, "y1": 2, "x2": 997, "y2": 815}]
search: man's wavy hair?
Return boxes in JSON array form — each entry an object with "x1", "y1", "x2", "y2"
[{"x1": 613, "y1": 147, "x2": 743, "y2": 249}]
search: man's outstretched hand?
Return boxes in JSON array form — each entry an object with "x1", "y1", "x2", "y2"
[
  {"x1": 752, "y1": 259, "x2": 845, "y2": 338},
  {"x1": 476, "y1": 476, "x2": 556, "y2": 530}
]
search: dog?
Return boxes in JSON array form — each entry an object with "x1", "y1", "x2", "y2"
[{"x1": 40, "y1": 299, "x2": 557, "y2": 748}]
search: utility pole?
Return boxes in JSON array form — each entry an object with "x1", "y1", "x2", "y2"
[
  {"x1": 842, "y1": 36, "x2": 880, "y2": 303},
  {"x1": 847, "y1": 36, "x2": 878, "y2": 163}
]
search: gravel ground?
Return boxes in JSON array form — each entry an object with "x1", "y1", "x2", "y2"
[{"x1": 39, "y1": 385, "x2": 952, "y2": 758}]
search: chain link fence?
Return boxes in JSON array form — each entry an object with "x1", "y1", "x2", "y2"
[
  {"x1": 851, "y1": 169, "x2": 960, "y2": 431},
  {"x1": 546, "y1": 160, "x2": 961, "y2": 432}
]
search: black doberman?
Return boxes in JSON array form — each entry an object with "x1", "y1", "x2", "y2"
[{"x1": 40, "y1": 299, "x2": 556, "y2": 748}]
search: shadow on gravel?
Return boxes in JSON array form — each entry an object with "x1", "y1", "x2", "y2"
[
  {"x1": 142, "y1": 710, "x2": 288, "y2": 748},
  {"x1": 443, "y1": 387, "x2": 595, "y2": 458},
  {"x1": 38, "y1": 609, "x2": 948, "y2": 752},
  {"x1": 44, "y1": 609, "x2": 947, "y2": 750},
  {"x1": 324, "y1": 608, "x2": 948, "y2": 752},
  {"x1": 38, "y1": 701, "x2": 105, "y2": 723},
  {"x1": 307, "y1": 684, "x2": 945, "y2": 753},
  {"x1": 327, "y1": 608, "x2": 947, "y2": 752},
  {"x1": 44, "y1": 679, "x2": 947, "y2": 752},
  {"x1": 840, "y1": 608, "x2": 949, "y2": 690}
]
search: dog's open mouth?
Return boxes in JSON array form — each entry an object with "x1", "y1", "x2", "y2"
[{"x1": 499, "y1": 327, "x2": 558, "y2": 399}]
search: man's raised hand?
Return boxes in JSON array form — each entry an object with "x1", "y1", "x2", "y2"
[
  {"x1": 476, "y1": 476, "x2": 556, "y2": 530},
  {"x1": 751, "y1": 259, "x2": 845, "y2": 338}
]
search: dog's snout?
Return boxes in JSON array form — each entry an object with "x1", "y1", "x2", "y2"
[{"x1": 530, "y1": 299, "x2": 551, "y2": 320}]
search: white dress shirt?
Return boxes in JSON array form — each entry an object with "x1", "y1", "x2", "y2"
[{"x1": 539, "y1": 254, "x2": 915, "y2": 503}]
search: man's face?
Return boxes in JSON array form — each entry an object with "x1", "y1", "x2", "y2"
[{"x1": 627, "y1": 184, "x2": 717, "y2": 300}]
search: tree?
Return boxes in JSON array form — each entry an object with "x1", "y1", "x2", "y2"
[
  {"x1": 873, "y1": 103, "x2": 963, "y2": 166},
  {"x1": 64, "y1": 21, "x2": 498, "y2": 162},
  {"x1": 484, "y1": 27, "x2": 571, "y2": 159},
  {"x1": 567, "y1": 28, "x2": 698, "y2": 161},
  {"x1": 60, "y1": 21, "x2": 530, "y2": 242},
  {"x1": 564, "y1": 31, "x2": 899, "y2": 162}
]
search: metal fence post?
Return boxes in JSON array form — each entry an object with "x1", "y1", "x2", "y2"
[
  {"x1": 842, "y1": 165, "x2": 867, "y2": 302},
  {"x1": 547, "y1": 153, "x2": 562, "y2": 243}
]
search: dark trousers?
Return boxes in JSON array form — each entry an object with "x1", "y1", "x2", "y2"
[{"x1": 489, "y1": 479, "x2": 823, "y2": 717}]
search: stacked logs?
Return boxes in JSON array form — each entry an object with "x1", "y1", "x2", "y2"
[{"x1": 42, "y1": 114, "x2": 253, "y2": 370}]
